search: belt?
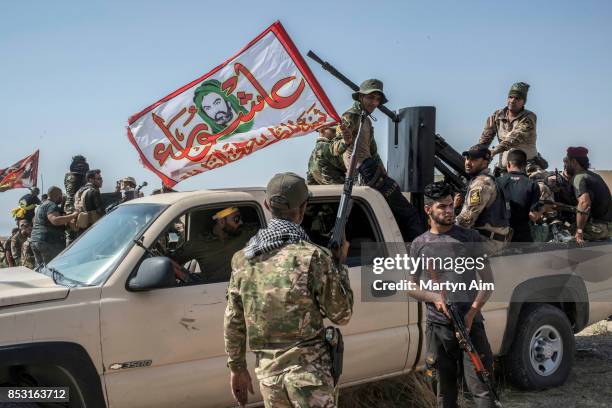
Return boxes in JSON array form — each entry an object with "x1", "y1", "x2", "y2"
[{"x1": 478, "y1": 229, "x2": 508, "y2": 242}]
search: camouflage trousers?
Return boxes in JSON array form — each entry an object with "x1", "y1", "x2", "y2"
[
  {"x1": 259, "y1": 360, "x2": 337, "y2": 408},
  {"x1": 583, "y1": 220, "x2": 612, "y2": 241}
]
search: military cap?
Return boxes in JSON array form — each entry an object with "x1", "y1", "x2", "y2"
[
  {"x1": 266, "y1": 172, "x2": 311, "y2": 210},
  {"x1": 121, "y1": 176, "x2": 137, "y2": 186},
  {"x1": 352, "y1": 79, "x2": 388, "y2": 104},
  {"x1": 508, "y1": 82, "x2": 530, "y2": 101},
  {"x1": 462, "y1": 144, "x2": 492, "y2": 160}
]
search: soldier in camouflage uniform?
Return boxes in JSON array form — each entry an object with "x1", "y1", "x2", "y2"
[
  {"x1": 10, "y1": 220, "x2": 32, "y2": 266},
  {"x1": 456, "y1": 145, "x2": 511, "y2": 254},
  {"x1": 306, "y1": 126, "x2": 346, "y2": 185},
  {"x1": 330, "y1": 79, "x2": 423, "y2": 241},
  {"x1": 479, "y1": 82, "x2": 547, "y2": 176},
  {"x1": 224, "y1": 172, "x2": 353, "y2": 408},
  {"x1": 20, "y1": 238, "x2": 35, "y2": 269}
]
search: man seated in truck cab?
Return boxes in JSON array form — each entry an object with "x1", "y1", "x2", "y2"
[{"x1": 171, "y1": 207, "x2": 258, "y2": 283}]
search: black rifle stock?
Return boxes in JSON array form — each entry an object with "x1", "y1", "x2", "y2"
[
  {"x1": 328, "y1": 109, "x2": 367, "y2": 249},
  {"x1": 446, "y1": 301, "x2": 503, "y2": 408}
]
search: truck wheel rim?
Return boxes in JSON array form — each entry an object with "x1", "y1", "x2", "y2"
[{"x1": 529, "y1": 324, "x2": 563, "y2": 376}]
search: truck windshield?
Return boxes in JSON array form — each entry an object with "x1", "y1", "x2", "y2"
[{"x1": 46, "y1": 203, "x2": 166, "y2": 286}]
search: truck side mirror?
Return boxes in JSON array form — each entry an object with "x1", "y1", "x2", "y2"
[{"x1": 127, "y1": 257, "x2": 176, "y2": 291}]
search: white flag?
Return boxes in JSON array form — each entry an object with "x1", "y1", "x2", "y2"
[{"x1": 127, "y1": 21, "x2": 339, "y2": 187}]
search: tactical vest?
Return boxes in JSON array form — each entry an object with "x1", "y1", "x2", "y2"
[
  {"x1": 73, "y1": 185, "x2": 101, "y2": 230},
  {"x1": 74, "y1": 185, "x2": 94, "y2": 213},
  {"x1": 473, "y1": 174, "x2": 510, "y2": 231}
]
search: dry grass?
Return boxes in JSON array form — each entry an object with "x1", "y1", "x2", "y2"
[
  {"x1": 590, "y1": 321, "x2": 610, "y2": 336},
  {"x1": 339, "y1": 371, "x2": 437, "y2": 408}
]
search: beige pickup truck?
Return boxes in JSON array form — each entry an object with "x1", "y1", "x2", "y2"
[{"x1": 1, "y1": 183, "x2": 611, "y2": 408}]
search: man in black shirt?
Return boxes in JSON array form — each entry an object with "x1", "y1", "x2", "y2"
[
  {"x1": 498, "y1": 149, "x2": 542, "y2": 242},
  {"x1": 564, "y1": 147, "x2": 612, "y2": 244},
  {"x1": 30, "y1": 187, "x2": 78, "y2": 268},
  {"x1": 408, "y1": 181, "x2": 495, "y2": 408}
]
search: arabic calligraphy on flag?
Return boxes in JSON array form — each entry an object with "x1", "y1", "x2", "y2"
[
  {"x1": 0, "y1": 150, "x2": 39, "y2": 192},
  {"x1": 127, "y1": 21, "x2": 339, "y2": 187}
]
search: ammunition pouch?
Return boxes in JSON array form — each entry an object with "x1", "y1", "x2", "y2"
[
  {"x1": 325, "y1": 326, "x2": 344, "y2": 386},
  {"x1": 75, "y1": 211, "x2": 101, "y2": 230}
]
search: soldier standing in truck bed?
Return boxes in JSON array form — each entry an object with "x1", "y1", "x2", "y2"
[
  {"x1": 456, "y1": 144, "x2": 511, "y2": 254},
  {"x1": 479, "y1": 82, "x2": 547, "y2": 176},
  {"x1": 331, "y1": 79, "x2": 424, "y2": 241}
]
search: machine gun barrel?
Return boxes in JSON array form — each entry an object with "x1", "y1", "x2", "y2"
[
  {"x1": 307, "y1": 51, "x2": 400, "y2": 123},
  {"x1": 435, "y1": 134, "x2": 468, "y2": 178},
  {"x1": 433, "y1": 157, "x2": 467, "y2": 194}
]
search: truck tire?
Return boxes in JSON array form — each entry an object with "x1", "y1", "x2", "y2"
[{"x1": 505, "y1": 304, "x2": 575, "y2": 390}]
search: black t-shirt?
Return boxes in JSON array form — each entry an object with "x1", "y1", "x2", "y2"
[
  {"x1": 30, "y1": 201, "x2": 65, "y2": 245},
  {"x1": 572, "y1": 171, "x2": 612, "y2": 222},
  {"x1": 410, "y1": 225, "x2": 487, "y2": 325},
  {"x1": 498, "y1": 171, "x2": 541, "y2": 241}
]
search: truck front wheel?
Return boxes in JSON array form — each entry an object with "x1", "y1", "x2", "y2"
[{"x1": 505, "y1": 304, "x2": 575, "y2": 390}]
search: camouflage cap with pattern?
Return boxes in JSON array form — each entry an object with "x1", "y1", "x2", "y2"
[{"x1": 508, "y1": 82, "x2": 530, "y2": 101}]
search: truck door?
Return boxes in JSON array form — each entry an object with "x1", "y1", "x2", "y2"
[
  {"x1": 99, "y1": 194, "x2": 265, "y2": 408},
  {"x1": 300, "y1": 187, "x2": 411, "y2": 382}
]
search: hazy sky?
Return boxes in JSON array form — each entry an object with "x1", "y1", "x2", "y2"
[{"x1": 1, "y1": 0, "x2": 611, "y2": 235}]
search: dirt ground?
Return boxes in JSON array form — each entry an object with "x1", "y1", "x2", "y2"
[{"x1": 340, "y1": 320, "x2": 612, "y2": 408}]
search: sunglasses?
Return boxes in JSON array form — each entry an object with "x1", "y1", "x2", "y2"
[{"x1": 231, "y1": 214, "x2": 242, "y2": 223}]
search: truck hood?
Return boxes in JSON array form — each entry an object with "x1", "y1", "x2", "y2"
[{"x1": 0, "y1": 266, "x2": 69, "y2": 308}]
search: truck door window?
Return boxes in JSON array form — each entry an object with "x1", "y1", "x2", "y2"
[
  {"x1": 302, "y1": 200, "x2": 382, "y2": 267},
  {"x1": 148, "y1": 204, "x2": 262, "y2": 286}
]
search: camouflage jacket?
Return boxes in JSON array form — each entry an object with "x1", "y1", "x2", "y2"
[
  {"x1": 479, "y1": 107, "x2": 538, "y2": 168},
  {"x1": 64, "y1": 172, "x2": 86, "y2": 213},
  {"x1": 224, "y1": 241, "x2": 353, "y2": 378},
  {"x1": 10, "y1": 233, "x2": 27, "y2": 264},
  {"x1": 21, "y1": 239, "x2": 35, "y2": 269},
  {"x1": 330, "y1": 102, "x2": 383, "y2": 170},
  {"x1": 306, "y1": 136, "x2": 347, "y2": 185},
  {"x1": 456, "y1": 169, "x2": 510, "y2": 235}
]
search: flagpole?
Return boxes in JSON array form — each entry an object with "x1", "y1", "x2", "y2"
[{"x1": 40, "y1": 173, "x2": 44, "y2": 193}]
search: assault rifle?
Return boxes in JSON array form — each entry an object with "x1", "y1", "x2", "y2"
[
  {"x1": 307, "y1": 50, "x2": 371, "y2": 249},
  {"x1": 446, "y1": 301, "x2": 503, "y2": 408},
  {"x1": 541, "y1": 200, "x2": 579, "y2": 214}
]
